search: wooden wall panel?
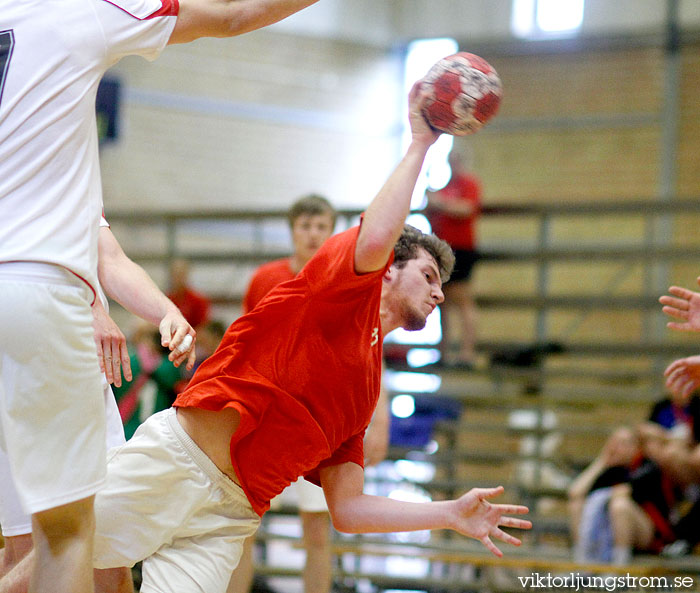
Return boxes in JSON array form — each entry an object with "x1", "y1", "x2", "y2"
[
  {"x1": 678, "y1": 44, "x2": 700, "y2": 196},
  {"x1": 489, "y1": 48, "x2": 664, "y2": 118},
  {"x1": 471, "y1": 126, "x2": 661, "y2": 203}
]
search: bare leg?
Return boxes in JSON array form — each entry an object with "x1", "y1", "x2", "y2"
[
  {"x1": 300, "y1": 512, "x2": 332, "y2": 593},
  {"x1": 95, "y1": 568, "x2": 134, "y2": 593},
  {"x1": 567, "y1": 496, "x2": 584, "y2": 545},
  {"x1": 0, "y1": 549, "x2": 32, "y2": 593},
  {"x1": 29, "y1": 496, "x2": 95, "y2": 593},
  {"x1": 442, "y1": 280, "x2": 476, "y2": 365},
  {"x1": 1, "y1": 551, "x2": 133, "y2": 593},
  {"x1": 0, "y1": 535, "x2": 33, "y2": 579},
  {"x1": 226, "y1": 536, "x2": 254, "y2": 593},
  {"x1": 608, "y1": 485, "x2": 654, "y2": 564}
]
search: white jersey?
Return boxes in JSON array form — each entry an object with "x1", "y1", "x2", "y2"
[{"x1": 0, "y1": 0, "x2": 177, "y2": 290}]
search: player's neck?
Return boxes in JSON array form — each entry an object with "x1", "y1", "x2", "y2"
[
  {"x1": 289, "y1": 253, "x2": 309, "y2": 275},
  {"x1": 378, "y1": 299, "x2": 400, "y2": 335}
]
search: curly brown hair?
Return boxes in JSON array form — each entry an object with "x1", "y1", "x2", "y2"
[{"x1": 393, "y1": 225, "x2": 455, "y2": 283}]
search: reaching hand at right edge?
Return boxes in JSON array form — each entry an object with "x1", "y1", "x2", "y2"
[
  {"x1": 664, "y1": 355, "x2": 700, "y2": 398},
  {"x1": 660, "y1": 279, "x2": 700, "y2": 332}
]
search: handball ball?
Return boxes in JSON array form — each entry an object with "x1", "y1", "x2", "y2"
[{"x1": 420, "y1": 52, "x2": 502, "y2": 136}]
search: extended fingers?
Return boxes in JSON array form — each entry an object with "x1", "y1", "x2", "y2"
[
  {"x1": 499, "y1": 515, "x2": 532, "y2": 530},
  {"x1": 491, "y1": 526, "x2": 523, "y2": 547},
  {"x1": 109, "y1": 336, "x2": 124, "y2": 388},
  {"x1": 664, "y1": 367, "x2": 682, "y2": 386},
  {"x1": 661, "y1": 304, "x2": 689, "y2": 319},
  {"x1": 480, "y1": 535, "x2": 503, "y2": 558},
  {"x1": 103, "y1": 342, "x2": 115, "y2": 384},
  {"x1": 118, "y1": 339, "x2": 132, "y2": 383},
  {"x1": 495, "y1": 503, "x2": 530, "y2": 516},
  {"x1": 660, "y1": 293, "x2": 689, "y2": 309},
  {"x1": 668, "y1": 286, "x2": 694, "y2": 300},
  {"x1": 666, "y1": 373, "x2": 696, "y2": 397},
  {"x1": 185, "y1": 345, "x2": 197, "y2": 371},
  {"x1": 168, "y1": 333, "x2": 195, "y2": 366},
  {"x1": 665, "y1": 360, "x2": 687, "y2": 378},
  {"x1": 475, "y1": 485, "x2": 505, "y2": 501}
]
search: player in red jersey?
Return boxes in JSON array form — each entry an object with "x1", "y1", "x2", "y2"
[
  {"x1": 4, "y1": 83, "x2": 531, "y2": 593},
  {"x1": 231, "y1": 194, "x2": 390, "y2": 593}
]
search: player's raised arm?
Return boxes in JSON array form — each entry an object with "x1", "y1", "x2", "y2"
[
  {"x1": 354, "y1": 82, "x2": 441, "y2": 274},
  {"x1": 169, "y1": 0, "x2": 319, "y2": 44}
]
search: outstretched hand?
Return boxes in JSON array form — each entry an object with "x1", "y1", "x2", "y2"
[
  {"x1": 452, "y1": 486, "x2": 531, "y2": 557},
  {"x1": 664, "y1": 355, "x2": 700, "y2": 398},
  {"x1": 660, "y1": 280, "x2": 700, "y2": 332}
]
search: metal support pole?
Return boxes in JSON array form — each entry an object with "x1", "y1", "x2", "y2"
[{"x1": 648, "y1": 0, "x2": 681, "y2": 377}]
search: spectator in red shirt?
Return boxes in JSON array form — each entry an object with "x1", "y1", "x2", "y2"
[
  {"x1": 425, "y1": 147, "x2": 481, "y2": 369},
  {"x1": 168, "y1": 257, "x2": 211, "y2": 330},
  {"x1": 242, "y1": 194, "x2": 337, "y2": 315}
]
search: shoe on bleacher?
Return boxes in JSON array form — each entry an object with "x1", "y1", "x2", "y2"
[{"x1": 661, "y1": 539, "x2": 691, "y2": 558}]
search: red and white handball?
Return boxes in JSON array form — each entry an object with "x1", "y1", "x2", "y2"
[{"x1": 420, "y1": 52, "x2": 502, "y2": 136}]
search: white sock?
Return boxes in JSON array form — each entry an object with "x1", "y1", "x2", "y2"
[{"x1": 612, "y1": 545, "x2": 631, "y2": 565}]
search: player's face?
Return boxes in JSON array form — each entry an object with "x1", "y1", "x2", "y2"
[
  {"x1": 291, "y1": 213, "x2": 335, "y2": 265},
  {"x1": 392, "y1": 249, "x2": 445, "y2": 331}
]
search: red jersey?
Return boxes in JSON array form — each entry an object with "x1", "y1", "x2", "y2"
[
  {"x1": 426, "y1": 173, "x2": 481, "y2": 249},
  {"x1": 174, "y1": 226, "x2": 389, "y2": 516},
  {"x1": 242, "y1": 258, "x2": 295, "y2": 314}
]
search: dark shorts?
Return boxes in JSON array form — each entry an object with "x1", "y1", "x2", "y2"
[{"x1": 449, "y1": 249, "x2": 479, "y2": 283}]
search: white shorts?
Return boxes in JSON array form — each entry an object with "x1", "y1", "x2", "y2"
[
  {"x1": 0, "y1": 378, "x2": 125, "y2": 537},
  {"x1": 271, "y1": 477, "x2": 328, "y2": 514},
  {"x1": 94, "y1": 408, "x2": 260, "y2": 593},
  {"x1": 0, "y1": 263, "x2": 106, "y2": 515}
]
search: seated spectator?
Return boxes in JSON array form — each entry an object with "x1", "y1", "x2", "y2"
[
  {"x1": 637, "y1": 388, "x2": 700, "y2": 490},
  {"x1": 568, "y1": 426, "x2": 682, "y2": 564},
  {"x1": 568, "y1": 427, "x2": 643, "y2": 561}
]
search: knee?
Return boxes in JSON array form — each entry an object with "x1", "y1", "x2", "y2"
[
  {"x1": 32, "y1": 496, "x2": 95, "y2": 542},
  {"x1": 302, "y1": 513, "x2": 330, "y2": 549},
  {"x1": 608, "y1": 488, "x2": 632, "y2": 520}
]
